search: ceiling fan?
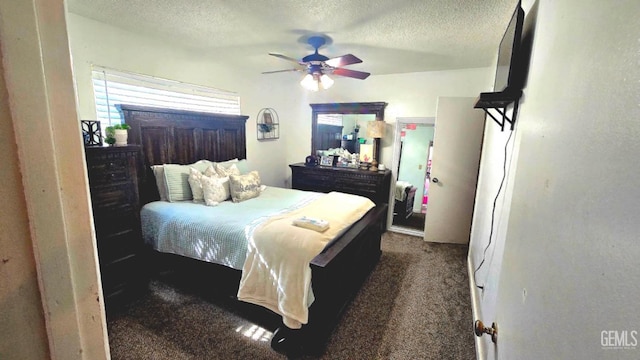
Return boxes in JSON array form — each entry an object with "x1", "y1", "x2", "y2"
[{"x1": 263, "y1": 35, "x2": 370, "y2": 91}]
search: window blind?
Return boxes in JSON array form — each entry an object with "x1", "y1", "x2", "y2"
[
  {"x1": 317, "y1": 114, "x2": 343, "y2": 126},
  {"x1": 91, "y1": 66, "x2": 241, "y2": 127}
]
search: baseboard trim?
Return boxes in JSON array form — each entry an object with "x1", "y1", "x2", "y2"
[{"x1": 388, "y1": 225, "x2": 423, "y2": 238}]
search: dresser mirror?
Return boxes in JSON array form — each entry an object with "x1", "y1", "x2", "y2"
[{"x1": 311, "y1": 102, "x2": 388, "y2": 163}]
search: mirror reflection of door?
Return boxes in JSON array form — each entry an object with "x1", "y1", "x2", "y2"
[{"x1": 391, "y1": 121, "x2": 435, "y2": 233}]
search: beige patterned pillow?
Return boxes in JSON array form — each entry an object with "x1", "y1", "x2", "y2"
[
  {"x1": 214, "y1": 162, "x2": 241, "y2": 177},
  {"x1": 200, "y1": 175, "x2": 231, "y2": 206},
  {"x1": 229, "y1": 171, "x2": 261, "y2": 203},
  {"x1": 187, "y1": 165, "x2": 216, "y2": 203}
]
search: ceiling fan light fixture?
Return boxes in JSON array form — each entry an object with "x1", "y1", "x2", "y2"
[
  {"x1": 300, "y1": 72, "x2": 334, "y2": 91},
  {"x1": 267, "y1": 35, "x2": 370, "y2": 88},
  {"x1": 300, "y1": 73, "x2": 319, "y2": 91},
  {"x1": 320, "y1": 74, "x2": 334, "y2": 89}
]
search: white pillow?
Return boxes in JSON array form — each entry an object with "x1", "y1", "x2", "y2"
[
  {"x1": 187, "y1": 165, "x2": 216, "y2": 203},
  {"x1": 214, "y1": 162, "x2": 241, "y2": 177},
  {"x1": 201, "y1": 175, "x2": 230, "y2": 206},
  {"x1": 212, "y1": 158, "x2": 251, "y2": 174},
  {"x1": 212, "y1": 158, "x2": 238, "y2": 170}
]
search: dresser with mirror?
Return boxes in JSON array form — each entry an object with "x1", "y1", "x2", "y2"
[
  {"x1": 290, "y1": 101, "x2": 391, "y2": 209},
  {"x1": 311, "y1": 102, "x2": 387, "y2": 163}
]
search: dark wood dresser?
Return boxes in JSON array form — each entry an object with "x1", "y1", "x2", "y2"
[
  {"x1": 84, "y1": 145, "x2": 145, "y2": 309},
  {"x1": 289, "y1": 163, "x2": 392, "y2": 206}
]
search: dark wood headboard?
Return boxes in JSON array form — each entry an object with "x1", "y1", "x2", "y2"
[{"x1": 118, "y1": 104, "x2": 248, "y2": 202}]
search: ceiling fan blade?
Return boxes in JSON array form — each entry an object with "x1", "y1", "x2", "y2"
[
  {"x1": 324, "y1": 54, "x2": 362, "y2": 68},
  {"x1": 262, "y1": 69, "x2": 303, "y2": 74},
  {"x1": 332, "y1": 68, "x2": 371, "y2": 80},
  {"x1": 269, "y1": 53, "x2": 304, "y2": 64}
]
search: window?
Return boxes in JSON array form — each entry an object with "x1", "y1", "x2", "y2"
[
  {"x1": 317, "y1": 114, "x2": 343, "y2": 126},
  {"x1": 91, "y1": 66, "x2": 241, "y2": 127}
]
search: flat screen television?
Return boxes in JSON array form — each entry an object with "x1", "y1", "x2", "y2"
[{"x1": 493, "y1": 2, "x2": 525, "y2": 93}]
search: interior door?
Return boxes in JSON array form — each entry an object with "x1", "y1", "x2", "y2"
[{"x1": 424, "y1": 97, "x2": 486, "y2": 243}]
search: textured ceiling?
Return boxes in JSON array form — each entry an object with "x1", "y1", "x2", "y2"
[{"x1": 67, "y1": 0, "x2": 520, "y2": 76}]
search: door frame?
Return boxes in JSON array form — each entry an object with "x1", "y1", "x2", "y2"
[
  {"x1": 387, "y1": 117, "x2": 435, "y2": 236},
  {"x1": 0, "y1": 0, "x2": 110, "y2": 358}
]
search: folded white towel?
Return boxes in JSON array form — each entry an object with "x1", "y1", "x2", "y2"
[{"x1": 292, "y1": 216, "x2": 330, "y2": 232}]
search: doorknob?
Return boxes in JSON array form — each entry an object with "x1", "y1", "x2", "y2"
[
  {"x1": 432, "y1": 177, "x2": 439, "y2": 183},
  {"x1": 474, "y1": 320, "x2": 498, "y2": 343}
]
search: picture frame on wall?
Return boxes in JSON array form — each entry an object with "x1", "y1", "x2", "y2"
[{"x1": 263, "y1": 112, "x2": 273, "y2": 124}]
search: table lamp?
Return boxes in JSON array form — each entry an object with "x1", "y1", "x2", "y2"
[{"x1": 367, "y1": 121, "x2": 385, "y2": 171}]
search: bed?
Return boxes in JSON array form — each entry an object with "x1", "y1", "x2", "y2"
[{"x1": 120, "y1": 104, "x2": 387, "y2": 356}]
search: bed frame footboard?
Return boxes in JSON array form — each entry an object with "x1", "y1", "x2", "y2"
[{"x1": 271, "y1": 204, "x2": 387, "y2": 355}]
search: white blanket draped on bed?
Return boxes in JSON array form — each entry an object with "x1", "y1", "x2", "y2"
[{"x1": 237, "y1": 191, "x2": 375, "y2": 329}]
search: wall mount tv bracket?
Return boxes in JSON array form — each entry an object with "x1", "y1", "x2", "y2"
[{"x1": 474, "y1": 89, "x2": 522, "y2": 131}]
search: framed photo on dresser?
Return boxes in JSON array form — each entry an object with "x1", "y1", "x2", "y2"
[
  {"x1": 359, "y1": 144, "x2": 373, "y2": 163},
  {"x1": 320, "y1": 156, "x2": 333, "y2": 166}
]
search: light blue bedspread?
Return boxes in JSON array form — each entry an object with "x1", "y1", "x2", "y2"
[{"x1": 140, "y1": 186, "x2": 323, "y2": 270}]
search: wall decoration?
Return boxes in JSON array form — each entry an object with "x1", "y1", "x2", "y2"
[
  {"x1": 81, "y1": 120, "x2": 102, "y2": 146},
  {"x1": 257, "y1": 108, "x2": 279, "y2": 140}
]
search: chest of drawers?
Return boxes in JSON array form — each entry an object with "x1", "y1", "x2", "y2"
[
  {"x1": 84, "y1": 145, "x2": 144, "y2": 308},
  {"x1": 289, "y1": 163, "x2": 391, "y2": 206}
]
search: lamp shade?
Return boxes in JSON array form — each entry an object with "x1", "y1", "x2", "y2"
[
  {"x1": 319, "y1": 74, "x2": 334, "y2": 89},
  {"x1": 300, "y1": 74, "x2": 319, "y2": 91},
  {"x1": 367, "y1": 121, "x2": 385, "y2": 138},
  {"x1": 300, "y1": 73, "x2": 334, "y2": 91}
]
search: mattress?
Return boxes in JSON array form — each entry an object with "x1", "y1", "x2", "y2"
[{"x1": 140, "y1": 186, "x2": 323, "y2": 270}]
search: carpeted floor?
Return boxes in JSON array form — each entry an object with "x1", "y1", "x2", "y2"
[{"x1": 107, "y1": 232, "x2": 475, "y2": 359}]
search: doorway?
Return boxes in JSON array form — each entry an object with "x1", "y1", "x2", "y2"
[{"x1": 388, "y1": 117, "x2": 435, "y2": 236}]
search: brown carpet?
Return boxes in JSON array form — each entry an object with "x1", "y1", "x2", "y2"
[{"x1": 107, "y1": 232, "x2": 475, "y2": 359}]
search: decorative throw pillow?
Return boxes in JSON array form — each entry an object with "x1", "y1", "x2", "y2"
[
  {"x1": 151, "y1": 165, "x2": 168, "y2": 201},
  {"x1": 229, "y1": 171, "x2": 261, "y2": 203},
  {"x1": 201, "y1": 175, "x2": 230, "y2": 206},
  {"x1": 214, "y1": 162, "x2": 241, "y2": 177},
  {"x1": 163, "y1": 160, "x2": 212, "y2": 202},
  {"x1": 188, "y1": 165, "x2": 217, "y2": 203}
]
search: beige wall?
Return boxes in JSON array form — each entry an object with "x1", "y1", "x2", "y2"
[{"x1": 0, "y1": 39, "x2": 50, "y2": 360}]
